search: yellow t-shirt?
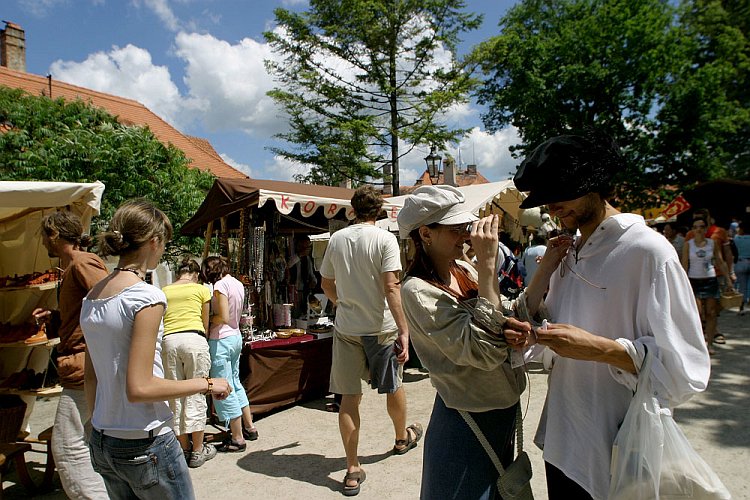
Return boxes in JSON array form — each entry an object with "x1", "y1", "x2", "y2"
[{"x1": 162, "y1": 282, "x2": 212, "y2": 335}]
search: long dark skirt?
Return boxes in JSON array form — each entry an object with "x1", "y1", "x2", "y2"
[{"x1": 421, "y1": 394, "x2": 518, "y2": 500}]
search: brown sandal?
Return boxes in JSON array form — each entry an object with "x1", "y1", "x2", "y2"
[
  {"x1": 393, "y1": 423, "x2": 423, "y2": 455},
  {"x1": 343, "y1": 468, "x2": 366, "y2": 496}
]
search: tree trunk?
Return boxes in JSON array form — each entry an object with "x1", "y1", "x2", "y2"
[{"x1": 388, "y1": 26, "x2": 399, "y2": 196}]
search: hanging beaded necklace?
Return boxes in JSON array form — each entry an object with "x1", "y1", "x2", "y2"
[{"x1": 114, "y1": 267, "x2": 145, "y2": 281}]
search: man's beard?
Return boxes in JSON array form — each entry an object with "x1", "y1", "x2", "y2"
[{"x1": 563, "y1": 195, "x2": 601, "y2": 230}]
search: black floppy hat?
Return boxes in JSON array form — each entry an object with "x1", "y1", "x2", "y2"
[{"x1": 514, "y1": 134, "x2": 621, "y2": 209}]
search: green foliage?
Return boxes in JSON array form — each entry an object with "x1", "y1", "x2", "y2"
[
  {"x1": 654, "y1": 0, "x2": 750, "y2": 184},
  {"x1": 265, "y1": 0, "x2": 482, "y2": 194},
  {"x1": 473, "y1": 0, "x2": 749, "y2": 209},
  {"x1": 0, "y1": 86, "x2": 214, "y2": 257},
  {"x1": 473, "y1": 0, "x2": 683, "y2": 209}
]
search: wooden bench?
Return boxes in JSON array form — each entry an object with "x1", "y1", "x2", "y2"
[{"x1": 0, "y1": 442, "x2": 35, "y2": 499}]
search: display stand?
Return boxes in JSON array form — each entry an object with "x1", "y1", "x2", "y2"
[{"x1": 0, "y1": 181, "x2": 104, "y2": 494}]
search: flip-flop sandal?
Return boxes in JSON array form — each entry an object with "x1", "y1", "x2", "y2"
[
  {"x1": 217, "y1": 438, "x2": 247, "y2": 453},
  {"x1": 713, "y1": 334, "x2": 726, "y2": 344},
  {"x1": 393, "y1": 423, "x2": 423, "y2": 455},
  {"x1": 343, "y1": 469, "x2": 366, "y2": 496},
  {"x1": 242, "y1": 426, "x2": 259, "y2": 441}
]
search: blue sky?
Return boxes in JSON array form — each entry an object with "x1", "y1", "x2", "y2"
[{"x1": 4, "y1": 0, "x2": 521, "y2": 185}]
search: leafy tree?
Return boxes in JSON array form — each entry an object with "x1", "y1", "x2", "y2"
[
  {"x1": 472, "y1": 0, "x2": 685, "y2": 208},
  {"x1": 264, "y1": 0, "x2": 482, "y2": 194},
  {"x1": 654, "y1": 0, "x2": 750, "y2": 184},
  {"x1": 0, "y1": 86, "x2": 214, "y2": 256}
]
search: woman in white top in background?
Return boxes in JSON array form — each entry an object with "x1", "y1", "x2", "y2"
[
  {"x1": 81, "y1": 199, "x2": 231, "y2": 500},
  {"x1": 681, "y1": 215, "x2": 729, "y2": 354}
]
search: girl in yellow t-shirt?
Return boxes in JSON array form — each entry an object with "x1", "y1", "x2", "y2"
[{"x1": 162, "y1": 258, "x2": 215, "y2": 468}]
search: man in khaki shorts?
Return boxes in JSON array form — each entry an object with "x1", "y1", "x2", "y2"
[{"x1": 321, "y1": 185, "x2": 422, "y2": 497}]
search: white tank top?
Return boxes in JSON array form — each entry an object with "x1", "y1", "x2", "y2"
[{"x1": 687, "y1": 238, "x2": 716, "y2": 279}]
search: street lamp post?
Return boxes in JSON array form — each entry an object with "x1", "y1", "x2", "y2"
[{"x1": 425, "y1": 147, "x2": 442, "y2": 184}]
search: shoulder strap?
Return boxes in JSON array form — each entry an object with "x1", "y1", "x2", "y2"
[{"x1": 459, "y1": 405, "x2": 523, "y2": 478}]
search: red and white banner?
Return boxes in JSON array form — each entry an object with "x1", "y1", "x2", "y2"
[
  {"x1": 258, "y1": 190, "x2": 357, "y2": 219},
  {"x1": 660, "y1": 194, "x2": 691, "y2": 219}
]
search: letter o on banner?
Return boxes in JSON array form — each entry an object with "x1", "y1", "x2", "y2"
[{"x1": 303, "y1": 200, "x2": 316, "y2": 215}]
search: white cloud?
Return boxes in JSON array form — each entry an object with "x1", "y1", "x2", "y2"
[
  {"x1": 133, "y1": 0, "x2": 181, "y2": 32},
  {"x1": 173, "y1": 32, "x2": 285, "y2": 136},
  {"x1": 394, "y1": 126, "x2": 522, "y2": 187},
  {"x1": 453, "y1": 127, "x2": 522, "y2": 179},
  {"x1": 219, "y1": 152, "x2": 254, "y2": 178},
  {"x1": 261, "y1": 155, "x2": 309, "y2": 182},
  {"x1": 49, "y1": 44, "x2": 195, "y2": 127},
  {"x1": 17, "y1": 0, "x2": 86, "y2": 16}
]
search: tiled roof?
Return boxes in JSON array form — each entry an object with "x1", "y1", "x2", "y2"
[
  {"x1": 0, "y1": 66, "x2": 247, "y2": 179},
  {"x1": 412, "y1": 169, "x2": 491, "y2": 187}
]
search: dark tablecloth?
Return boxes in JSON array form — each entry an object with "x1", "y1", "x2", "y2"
[{"x1": 240, "y1": 335, "x2": 333, "y2": 415}]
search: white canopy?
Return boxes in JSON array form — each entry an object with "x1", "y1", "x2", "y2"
[
  {"x1": 376, "y1": 180, "x2": 529, "y2": 240},
  {"x1": 0, "y1": 181, "x2": 105, "y2": 276}
]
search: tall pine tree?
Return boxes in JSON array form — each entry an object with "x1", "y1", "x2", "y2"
[{"x1": 264, "y1": 0, "x2": 481, "y2": 194}]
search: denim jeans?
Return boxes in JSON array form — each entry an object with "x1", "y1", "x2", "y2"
[
  {"x1": 89, "y1": 428, "x2": 195, "y2": 500},
  {"x1": 736, "y1": 259, "x2": 750, "y2": 302},
  {"x1": 52, "y1": 388, "x2": 108, "y2": 499}
]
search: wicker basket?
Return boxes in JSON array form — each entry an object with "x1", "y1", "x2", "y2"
[
  {"x1": 0, "y1": 396, "x2": 27, "y2": 443},
  {"x1": 720, "y1": 289, "x2": 743, "y2": 310}
]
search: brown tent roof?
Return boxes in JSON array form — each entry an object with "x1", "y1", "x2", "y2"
[
  {"x1": 181, "y1": 177, "x2": 357, "y2": 235},
  {"x1": 0, "y1": 66, "x2": 246, "y2": 179}
]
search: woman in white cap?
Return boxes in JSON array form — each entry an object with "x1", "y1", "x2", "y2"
[{"x1": 397, "y1": 185, "x2": 538, "y2": 499}]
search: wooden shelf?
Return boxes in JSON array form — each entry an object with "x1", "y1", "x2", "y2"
[
  {"x1": 0, "y1": 281, "x2": 59, "y2": 292},
  {"x1": 0, "y1": 385, "x2": 63, "y2": 397},
  {"x1": 0, "y1": 337, "x2": 60, "y2": 348}
]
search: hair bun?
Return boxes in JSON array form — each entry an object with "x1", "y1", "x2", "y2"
[{"x1": 79, "y1": 234, "x2": 93, "y2": 249}]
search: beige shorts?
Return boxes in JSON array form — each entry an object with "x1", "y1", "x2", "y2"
[
  {"x1": 161, "y1": 331, "x2": 211, "y2": 435},
  {"x1": 329, "y1": 329, "x2": 403, "y2": 395}
]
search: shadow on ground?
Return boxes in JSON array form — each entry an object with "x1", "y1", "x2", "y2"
[
  {"x1": 235, "y1": 442, "x2": 392, "y2": 493},
  {"x1": 672, "y1": 310, "x2": 750, "y2": 449}
]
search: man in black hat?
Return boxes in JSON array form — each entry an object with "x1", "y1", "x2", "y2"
[{"x1": 512, "y1": 134, "x2": 711, "y2": 499}]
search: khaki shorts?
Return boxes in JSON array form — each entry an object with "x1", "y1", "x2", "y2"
[{"x1": 329, "y1": 329, "x2": 403, "y2": 395}]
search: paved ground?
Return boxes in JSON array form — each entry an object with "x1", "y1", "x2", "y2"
[{"x1": 4, "y1": 309, "x2": 748, "y2": 499}]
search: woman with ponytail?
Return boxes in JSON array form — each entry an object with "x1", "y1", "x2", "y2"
[
  {"x1": 201, "y1": 256, "x2": 258, "y2": 453},
  {"x1": 34, "y1": 210, "x2": 109, "y2": 499},
  {"x1": 81, "y1": 199, "x2": 231, "y2": 499},
  {"x1": 161, "y1": 257, "x2": 215, "y2": 468}
]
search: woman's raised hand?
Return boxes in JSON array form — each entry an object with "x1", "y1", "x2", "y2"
[{"x1": 470, "y1": 215, "x2": 500, "y2": 270}]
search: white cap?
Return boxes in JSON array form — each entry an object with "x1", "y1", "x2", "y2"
[{"x1": 397, "y1": 185, "x2": 478, "y2": 239}]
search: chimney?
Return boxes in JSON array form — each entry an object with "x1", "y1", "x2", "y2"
[
  {"x1": 1, "y1": 21, "x2": 26, "y2": 72},
  {"x1": 444, "y1": 157, "x2": 457, "y2": 187},
  {"x1": 466, "y1": 164, "x2": 477, "y2": 176}
]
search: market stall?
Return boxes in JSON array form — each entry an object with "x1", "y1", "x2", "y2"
[
  {"x1": 182, "y1": 178, "x2": 357, "y2": 414},
  {"x1": 0, "y1": 181, "x2": 104, "y2": 477}
]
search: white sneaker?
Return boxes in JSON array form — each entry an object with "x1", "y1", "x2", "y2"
[{"x1": 188, "y1": 443, "x2": 217, "y2": 468}]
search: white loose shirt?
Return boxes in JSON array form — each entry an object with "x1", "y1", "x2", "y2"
[
  {"x1": 522, "y1": 214, "x2": 710, "y2": 500},
  {"x1": 319, "y1": 223, "x2": 402, "y2": 336},
  {"x1": 81, "y1": 281, "x2": 173, "y2": 433}
]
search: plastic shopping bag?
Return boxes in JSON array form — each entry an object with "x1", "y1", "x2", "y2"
[{"x1": 608, "y1": 349, "x2": 731, "y2": 500}]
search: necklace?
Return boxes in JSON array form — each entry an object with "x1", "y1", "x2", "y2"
[{"x1": 114, "y1": 267, "x2": 145, "y2": 280}]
